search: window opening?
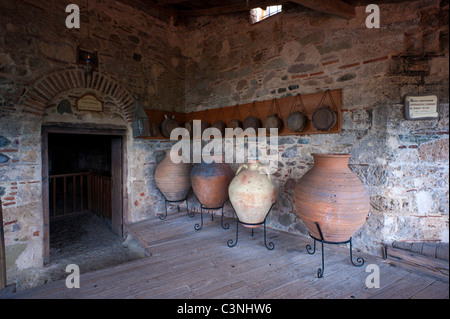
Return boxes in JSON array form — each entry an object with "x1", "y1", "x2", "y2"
[{"x1": 250, "y1": 5, "x2": 282, "y2": 24}]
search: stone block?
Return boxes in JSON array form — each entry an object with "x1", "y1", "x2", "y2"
[
  {"x1": 287, "y1": 63, "x2": 316, "y2": 74},
  {"x1": 0, "y1": 153, "x2": 10, "y2": 163},
  {"x1": 299, "y1": 31, "x2": 325, "y2": 46},
  {"x1": 337, "y1": 73, "x2": 356, "y2": 82},
  {"x1": 419, "y1": 138, "x2": 449, "y2": 162},
  {"x1": 316, "y1": 38, "x2": 352, "y2": 55},
  {"x1": 281, "y1": 145, "x2": 297, "y2": 158},
  {"x1": 297, "y1": 138, "x2": 309, "y2": 144},
  {"x1": 37, "y1": 41, "x2": 76, "y2": 64}
]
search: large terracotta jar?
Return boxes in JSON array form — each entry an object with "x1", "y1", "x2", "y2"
[
  {"x1": 294, "y1": 153, "x2": 370, "y2": 243},
  {"x1": 155, "y1": 149, "x2": 192, "y2": 201},
  {"x1": 228, "y1": 160, "x2": 277, "y2": 227},
  {"x1": 190, "y1": 154, "x2": 234, "y2": 208}
]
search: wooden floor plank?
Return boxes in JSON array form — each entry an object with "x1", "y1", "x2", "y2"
[
  {"x1": 411, "y1": 280, "x2": 450, "y2": 299},
  {"x1": 368, "y1": 273, "x2": 437, "y2": 299},
  {"x1": 343, "y1": 264, "x2": 414, "y2": 299},
  {"x1": 5, "y1": 213, "x2": 448, "y2": 299},
  {"x1": 311, "y1": 262, "x2": 391, "y2": 299}
]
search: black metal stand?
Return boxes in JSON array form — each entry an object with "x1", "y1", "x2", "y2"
[
  {"x1": 227, "y1": 204, "x2": 275, "y2": 250},
  {"x1": 194, "y1": 203, "x2": 229, "y2": 231},
  {"x1": 159, "y1": 195, "x2": 194, "y2": 220},
  {"x1": 306, "y1": 222, "x2": 364, "y2": 278}
]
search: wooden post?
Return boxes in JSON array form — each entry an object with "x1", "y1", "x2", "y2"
[
  {"x1": 80, "y1": 175, "x2": 84, "y2": 211},
  {"x1": 0, "y1": 199, "x2": 7, "y2": 289},
  {"x1": 63, "y1": 176, "x2": 67, "y2": 216},
  {"x1": 73, "y1": 175, "x2": 76, "y2": 214},
  {"x1": 52, "y1": 177, "x2": 56, "y2": 217}
]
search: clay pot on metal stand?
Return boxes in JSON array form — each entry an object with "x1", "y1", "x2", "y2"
[
  {"x1": 228, "y1": 159, "x2": 277, "y2": 227},
  {"x1": 155, "y1": 149, "x2": 192, "y2": 201},
  {"x1": 191, "y1": 154, "x2": 234, "y2": 230},
  {"x1": 294, "y1": 153, "x2": 370, "y2": 242},
  {"x1": 190, "y1": 154, "x2": 234, "y2": 208}
]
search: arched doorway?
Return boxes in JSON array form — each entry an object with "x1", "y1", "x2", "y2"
[
  {"x1": 19, "y1": 66, "x2": 136, "y2": 266},
  {"x1": 41, "y1": 125, "x2": 127, "y2": 264}
]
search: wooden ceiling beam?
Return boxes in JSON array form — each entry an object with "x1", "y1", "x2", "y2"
[
  {"x1": 156, "y1": 0, "x2": 189, "y2": 5},
  {"x1": 114, "y1": 0, "x2": 178, "y2": 20},
  {"x1": 115, "y1": 0, "x2": 355, "y2": 20},
  {"x1": 289, "y1": 0, "x2": 355, "y2": 19},
  {"x1": 179, "y1": 0, "x2": 288, "y2": 17}
]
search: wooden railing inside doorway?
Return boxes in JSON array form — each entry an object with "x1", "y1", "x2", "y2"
[{"x1": 49, "y1": 172, "x2": 112, "y2": 220}]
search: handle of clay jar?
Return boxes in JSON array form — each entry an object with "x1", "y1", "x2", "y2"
[
  {"x1": 235, "y1": 164, "x2": 248, "y2": 176},
  {"x1": 258, "y1": 165, "x2": 272, "y2": 181}
]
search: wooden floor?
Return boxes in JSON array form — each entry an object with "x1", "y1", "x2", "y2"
[{"x1": 6, "y1": 210, "x2": 449, "y2": 299}]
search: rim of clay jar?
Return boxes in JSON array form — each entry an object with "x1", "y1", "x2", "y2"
[
  {"x1": 247, "y1": 156, "x2": 259, "y2": 163},
  {"x1": 311, "y1": 153, "x2": 351, "y2": 158}
]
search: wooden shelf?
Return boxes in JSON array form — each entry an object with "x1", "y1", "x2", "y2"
[{"x1": 142, "y1": 89, "x2": 342, "y2": 139}]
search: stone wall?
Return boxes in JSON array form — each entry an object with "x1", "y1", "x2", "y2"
[
  {"x1": 0, "y1": 0, "x2": 184, "y2": 288},
  {"x1": 183, "y1": 0, "x2": 449, "y2": 255},
  {"x1": 0, "y1": 0, "x2": 448, "y2": 288}
]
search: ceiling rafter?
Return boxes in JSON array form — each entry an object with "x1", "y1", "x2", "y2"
[
  {"x1": 177, "y1": 0, "x2": 289, "y2": 17},
  {"x1": 115, "y1": 0, "x2": 356, "y2": 21},
  {"x1": 286, "y1": 0, "x2": 355, "y2": 19}
]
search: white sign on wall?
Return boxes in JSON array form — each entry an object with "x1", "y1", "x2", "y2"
[
  {"x1": 76, "y1": 94, "x2": 103, "y2": 112},
  {"x1": 404, "y1": 95, "x2": 439, "y2": 120}
]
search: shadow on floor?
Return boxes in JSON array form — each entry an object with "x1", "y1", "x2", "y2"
[{"x1": 42, "y1": 211, "x2": 147, "y2": 284}]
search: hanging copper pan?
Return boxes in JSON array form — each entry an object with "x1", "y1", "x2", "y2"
[
  {"x1": 286, "y1": 111, "x2": 306, "y2": 132},
  {"x1": 311, "y1": 90, "x2": 338, "y2": 132},
  {"x1": 212, "y1": 107, "x2": 226, "y2": 136},
  {"x1": 263, "y1": 98, "x2": 283, "y2": 132},
  {"x1": 243, "y1": 101, "x2": 261, "y2": 131},
  {"x1": 286, "y1": 94, "x2": 307, "y2": 132},
  {"x1": 227, "y1": 104, "x2": 242, "y2": 130},
  {"x1": 161, "y1": 115, "x2": 179, "y2": 138},
  {"x1": 312, "y1": 105, "x2": 337, "y2": 131}
]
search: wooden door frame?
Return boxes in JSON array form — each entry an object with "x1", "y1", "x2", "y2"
[{"x1": 41, "y1": 125, "x2": 128, "y2": 264}]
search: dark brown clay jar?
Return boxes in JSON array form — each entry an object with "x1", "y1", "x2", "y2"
[
  {"x1": 155, "y1": 150, "x2": 192, "y2": 201},
  {"x1": 190, "y1": 154, "x2": 234, "y2": 208},
  {"x1": 294, "y1": 153, "x2": 370, "y2": 242}
]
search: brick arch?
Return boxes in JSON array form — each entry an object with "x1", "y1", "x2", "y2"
[{"x1": 19, "y1": 67, "x2": 135, "y2": 122}]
